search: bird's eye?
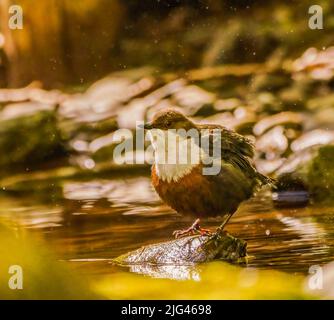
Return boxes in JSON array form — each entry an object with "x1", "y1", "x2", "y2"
[{"x1": 166, "y1": 120, "x2": 172, "y2": 127}]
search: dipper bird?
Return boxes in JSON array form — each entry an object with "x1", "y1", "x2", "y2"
[{"x1": 142, "y1": 109, "x2": 271, "y2": 238}]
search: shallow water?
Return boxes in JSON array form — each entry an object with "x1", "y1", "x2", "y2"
[{"x1": 1, "y1": 171, "x2": 334, "y2": 279}]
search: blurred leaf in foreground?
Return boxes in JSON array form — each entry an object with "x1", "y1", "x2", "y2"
[
  {"x1": 0, "y1": 224, "x2": 99, "y2": 299},
  {"x1": 94, "y1": 262, "x2": 314, "y2": 300}
]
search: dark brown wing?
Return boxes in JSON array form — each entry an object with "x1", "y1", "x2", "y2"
[
  {"x1": 198, "y1": 124, "x2": 254, "y2": 157},
  {"x1": 198, "y1": 124, "x2": 271, "y2": 186}
]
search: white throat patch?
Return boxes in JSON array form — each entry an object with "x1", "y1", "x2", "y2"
[{"x1": 148, "y1": 129, "x2": 204, "y2": 183}]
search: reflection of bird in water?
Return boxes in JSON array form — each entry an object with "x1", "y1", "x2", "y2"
[{"x1": 142, "y1": 109, "x2": 272, "y2": 238}]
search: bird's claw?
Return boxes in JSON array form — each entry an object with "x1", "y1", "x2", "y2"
[
  {"x1": 172, "y1": 219, "x2": 212, "y2": 239},
  {"x1": 172, "y1": 228, "x2": 194, "y2": 239}
]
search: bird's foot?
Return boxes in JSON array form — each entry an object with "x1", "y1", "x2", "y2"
[{"x1": 172, "y1": 218, "x2": 212, "y2": 239}]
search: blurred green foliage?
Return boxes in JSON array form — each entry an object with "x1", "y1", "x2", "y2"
[
  {"x1": 0, "y1": 223, "x2": 99, "y2": 299},
  {"x1": 94, "y1": 262, "x2": 312, "y2": 299}
]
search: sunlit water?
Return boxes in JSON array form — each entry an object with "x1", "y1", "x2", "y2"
[{"x1": 1, "y1": 171, "x2": 334, "y2": 279}]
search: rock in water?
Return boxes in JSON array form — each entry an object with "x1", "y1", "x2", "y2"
[
  {"x1": 274, "y1": 144, "x2": 334, "y2": 205},
  {"x1": 115, "y1": 231, "x2": 247, "y2": 266},
  {"x1": 0, "y1": 107, "x2": 64, "y2": 170}
]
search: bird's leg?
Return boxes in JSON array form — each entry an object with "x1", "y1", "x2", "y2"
[
  {"x1": 173, "y1": 218, "x2": 212, "y2": 239},
  {"x1": 213, "y1": 213, "x2": 233, "y2": 238}
]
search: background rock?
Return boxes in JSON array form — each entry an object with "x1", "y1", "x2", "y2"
[
  {"x1": 0, "y1": 108, "x2": 64, "y2": 170},
  {"x1": 274, "y1": 145, "x2": 334, "y2": 204}
]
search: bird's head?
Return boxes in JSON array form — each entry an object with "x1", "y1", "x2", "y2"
[
  {"x1": 142, "y1": 109, "x2": 196, "y2": 131},
  {"x1": 140, "y1": 109, "x2": 201, "y2": 168}
]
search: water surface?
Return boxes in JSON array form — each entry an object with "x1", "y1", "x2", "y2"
[{"x1": 0, "y1": 172, "x2": 333, "y2": 279}]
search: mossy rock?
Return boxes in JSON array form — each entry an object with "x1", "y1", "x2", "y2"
[
  {"x1": 115, "y1": 230, "x2": 247, "y2": 267},
  {"x1": 0, "y1": 110, "x2": 65, "y2": 170},
  {"x1": 275, "y1": 145, "x2": 334, "y2": 203}
]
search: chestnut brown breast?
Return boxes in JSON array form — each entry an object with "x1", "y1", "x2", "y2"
[{"x1": 151, "y1": 163, "x2": 254, "y2": 218}]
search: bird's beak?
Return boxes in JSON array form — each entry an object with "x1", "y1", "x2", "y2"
[{"x1": 138, "y1": 122, "x2": 153, "y2": 129}]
